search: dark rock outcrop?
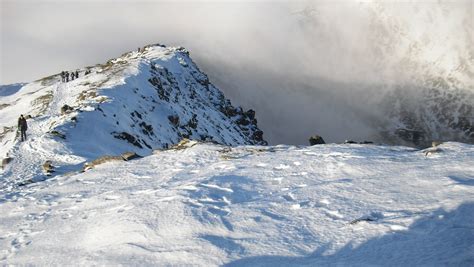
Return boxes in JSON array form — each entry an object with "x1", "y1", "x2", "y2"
[
  {"x1": 1, "y1": 157, "x2": 13, "y2": 169},
  {"x1": 168, "y1": 115, "x2": 180, "y2": 126},
  {"x1": 49, "y1": 130, "x2": 66, "y2": 139},
  {"x1": 113, "y1": 132, "x2": 143, "y2": 148},
  {"x1": 309, "y1": 135, "x2": 325, "y2": 145},
  {"x1": 121, "y1": 152, "x2": 141, "y2": 161},
  {"x1": 344, "y1": 140, "x2": 357, "y2": 144},
  {"x1": 42, "y1": 160, "x2": 54, "y2": 176},
  {"x1": 61, "y1": 104, "x2": 74, "y2": 115}
]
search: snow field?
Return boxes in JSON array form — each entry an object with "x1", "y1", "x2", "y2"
[{"x1": 1, "y1": 142, "x2": 473, "y2": 265}]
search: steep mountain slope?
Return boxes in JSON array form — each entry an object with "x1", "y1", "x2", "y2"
[
  {"x1": 0, "y1": 141, "x2": 473, "y2": 265},
  {"x1": 0, "y1": 44, "x2": 266, "y2": 183}
]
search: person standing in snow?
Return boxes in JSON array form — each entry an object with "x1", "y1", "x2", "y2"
[
  {"x1": 18, "y1": 114, "x2": 28, "y2": 142},
  {"x1": 65, "y1": 71, "x2": 69, "y2": 82},
  {"x1": 75, "y1": 70, "x2": 79, "y2": 79},
  {"x1": 61, "y1": 71, "x2": 65, "y2": 82}
]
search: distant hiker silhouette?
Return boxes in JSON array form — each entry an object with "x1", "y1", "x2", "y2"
[
  {"x1": 70, "y1": 72, "x2": 75, "y2": 81},
  {"x1": 75, "y1": 70, "x2": 79, "y2": 79},
  {"x1": 65, "y1": 71, "x2": 69, "y2": 82},
  {"x1": 18, "y1": 114, "x2": 28, "y2": 142},
  {"x1": 61, "y1": 71, "x2": 65, "y2": 82}
]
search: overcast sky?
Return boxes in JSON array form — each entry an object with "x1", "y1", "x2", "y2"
[
  {"x1": 1, "y1": 0, "x2": 472, "y2": 144},
  {"x1": 1, "y1": 0, "x2": 302, "y2": 85}
]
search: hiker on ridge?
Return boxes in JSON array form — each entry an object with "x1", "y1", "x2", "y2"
[{"x1": 18, "y1": 114, "x2": 28, "y2": 142}]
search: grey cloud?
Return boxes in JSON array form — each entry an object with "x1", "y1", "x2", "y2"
[{"x1": 1, "y1": 0, "x2": 472, "y2": 144}]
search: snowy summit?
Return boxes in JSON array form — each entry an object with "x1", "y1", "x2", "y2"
[{"x1": 0, "y1": 44, "x2": 266, "y2": 181}]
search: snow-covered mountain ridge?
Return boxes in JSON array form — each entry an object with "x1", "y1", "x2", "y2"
[
  {"x1": 1, "y1": 141, "x2": 473, "y2": 265},
  {"x1": 0, "y1": 44, "x2": 266, "y2": 181}
]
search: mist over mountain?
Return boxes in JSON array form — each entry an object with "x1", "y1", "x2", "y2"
[
  {"x1": 1, "y1": 2, "x2": 474, "y2": 265},
  {"x1": 1, "y1": 1, "x2": 473, "y2": 146},
  {"x1": 193, "y1": 1, "x2": 473, "y2": 146}
]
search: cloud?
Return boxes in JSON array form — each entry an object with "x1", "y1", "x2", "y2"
[{"x1": 1, "y1": 0, "x2": 472, "y2": 144}]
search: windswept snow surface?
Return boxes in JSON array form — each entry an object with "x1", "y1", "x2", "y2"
[{"x1": 1, "y1": 141, "x2": 473, "y2": 265}]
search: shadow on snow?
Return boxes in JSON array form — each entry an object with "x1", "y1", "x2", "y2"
[{"x1": 224, "y1": 202, "x2": 474, "y2": 266}]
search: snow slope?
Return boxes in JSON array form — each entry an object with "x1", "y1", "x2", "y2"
[
  {"x1": 0, "y1": 141, "x2": 473, "y2": 265},
  {"x1": 0, "y1": 44, "x2": 266, "y2": 183}
]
